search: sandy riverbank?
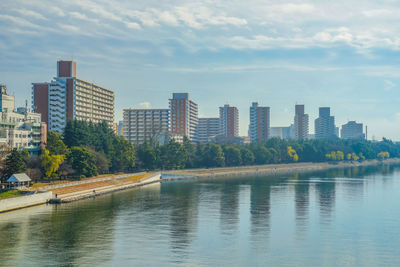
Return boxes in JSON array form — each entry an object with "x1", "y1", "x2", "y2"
[{"x1": 162, "y1": 158, "x2": 400, "y2": 180}]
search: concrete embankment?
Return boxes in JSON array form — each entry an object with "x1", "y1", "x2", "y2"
[
  {"x1": 162, "y1": 159, "x2": 400, "y2": 181},
  {"x1": 0, "y1": 173, "x2": 162, "y2": 213},
  {"x1": 52, "y1": 173, "x2": 161, "y2": 203},
  {"x1": 0, "y1": 192, "x2": 53, "y2": 213}
]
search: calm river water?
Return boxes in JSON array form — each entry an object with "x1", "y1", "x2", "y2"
[{"x1": 1, "y1": 165, "x2": 400, "y2": 266}]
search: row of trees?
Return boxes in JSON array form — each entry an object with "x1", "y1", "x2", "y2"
[
  {"x1": 135, "y1": 137, "x2": 398, "y2": 170},
  {"x1": 0, "y1": 119, "x2": 399, "y2": 181}
]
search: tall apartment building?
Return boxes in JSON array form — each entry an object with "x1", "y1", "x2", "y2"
[
  {"x1": 293, "y1": 104, "x2": 309, "y2": 140},
  {"x1": 123, "y1": 109, "x2": 170, "y2": 145},
  {"x1": 32, "y1": 60, "x2": 114, "y2": 133},
  {"x1": 195, "y1": 117, "x2": 220, "y2": 143},
  {"x1": 169, "y1": 93, "x2": 198, "y2": 142},
  {"x1": 219, "y1": 104, "x2": 239, "y2": 137},
  {"x1": 249, "y1": 102, "x2": 270, "y2": 142},
  {"x1": 341, "y1": 121, "x2": 364, "y2": 139},
  {"x1": 315, "y1": 107, "x2": 336, "y2": 139},
  {"x1": 0, "y1": 85, "x2": 46, "y2": 154}
]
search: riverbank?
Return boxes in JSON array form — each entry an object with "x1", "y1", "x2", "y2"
[
  {"x1": 49, "y1": 172, "x2": 161, "y2": 203},
  {"x1": 162, "y1": 158, "x2": 400, "y2": 180},
  {"x1": 1, "y1": 159, "x2": 399, "y2": 213},
  {"x1": 0, "y1": 173, "x2": 161, "y2": 213}
]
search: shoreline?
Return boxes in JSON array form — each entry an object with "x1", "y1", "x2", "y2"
[
  {"x1": 161, "y1": 158, "x2": 400, "y2": 181},
  {"x1": 1, "y1": 159, "x2": 399, "y2": 213},
  {"x1": 0, "y1": 173, "x2": 161, "y2": 213}
]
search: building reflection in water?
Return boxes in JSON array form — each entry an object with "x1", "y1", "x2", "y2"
[
  {"x1": 250, "y1": 177, "x2": 271, "y2": 240},
  {"x1": 163, "y1": 181, "x2": 199, "y2": 254},
  {"x1": 219, "y1": 181, "x2": 240, "y2": 233},
  {"x1": 293, "y1": 173, "x2": 310, "y2": 235}
]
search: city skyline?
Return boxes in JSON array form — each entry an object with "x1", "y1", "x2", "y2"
[{"x1": 1, "y1": 0, "x2": 399, "y2": 140}]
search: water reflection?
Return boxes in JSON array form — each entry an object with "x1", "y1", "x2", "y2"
[
  {"x1": 219, "y1": 181, "x2": 240, "y2": 233},
  {"x1": 250, "y1": 178, "x2": 271, "y2": 237},
  {"x1": 1, "y1": 164, "x2": 400, "y2": 266},
  {"x1": 294, "y1": 174, "x2": 310, "y2": 233},
  {"x1": 163, "y1": 181, "x2": 199, "y2": 254}
]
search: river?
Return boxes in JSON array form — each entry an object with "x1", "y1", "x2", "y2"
[{"x1": 1, "y1": 164, "x2": 400, "y2": 266}]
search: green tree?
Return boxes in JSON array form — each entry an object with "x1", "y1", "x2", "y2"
[
  {"x1": 203, "y1": 143, "x2": 225, "y2": 167},
  {"x1": 111, "y1": 136, "x2": 135, "y2": 172},
  {"x1": 159, "y1": 140, "x2": 186, "y2": 169},
  {"x1": 183, "y1": 137, "x2": 196, "y2": 168},
  {"x1": 41, "y1": 149, "x2": 65, "y2": 178},
  {"x1": 254, "y1": 145, "x2": 272, "y2": 164},
  {"x1": 240, "y1": 147, "x2": 255, "y2": 166},
  {"x1": 46, "y1": 131, "x2": 69, "y2": 155},
  {"x1": 136, "y1": 142, "x2": 158, "y2": 170},
  {"x1": 2, "y1": 149, "x2": 27, "y2": 181},
  {"x1": 68, "y1": 147, "x2": 98, "y2": 178},
  {"x1": 224, "y1": 146, "x2": 242, "y2": 166},
  {"x1": 87, "y1": 148, "x2": 109, "y2": 174}
]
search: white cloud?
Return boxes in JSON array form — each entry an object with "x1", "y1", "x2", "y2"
[
  {"x1": 49, "y1": 6, "x2": 66, "y2": 17},
  {"x1": 157, "y1": 11, "x2": 179, "y2": 26},
  {"x1": 384, "y1": 80, "x2": 395, "y2": 91},
  {"x1": 125, "y1": 21, "x2": 141, "y2": 30},
  {"x1": 0, "y1": 14, "x2": 41, "y2": 29},
  {"x1": 58, "y1": 24, "x2": 80, "y2": 32},
  {"x1": 15, "y1": 9, "x2": 48, "y2": 20},
  {"x1": 362, "y1": 9, "x2": 392, "y2": 18},
  {"x1": 139, "y1": 102, "x2": 151, "y2": 108},
  {"x1": 69, "y1": 11, "x2": 98, "y2": 23},
  {"x1": 276, "y1": 3, "x2": 315, "y2": 13}
]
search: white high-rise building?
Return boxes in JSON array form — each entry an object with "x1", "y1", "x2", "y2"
[
  {"x1": 195, "y1": 118, "x2": 220, "y2": 143},
  {"x1": 123, "y1": 109, "x2": 170, "y2": 145},
  {"x1": 294, "y1": 104, "x2": 309, "y2": 140}
]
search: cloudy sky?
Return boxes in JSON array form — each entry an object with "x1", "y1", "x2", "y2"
[{"x1": 1, "y1": 0, "x2": 400, "y2": 140}]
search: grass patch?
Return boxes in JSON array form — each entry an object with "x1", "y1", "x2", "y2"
[{"x1": 0, "y1": 190, "x2": 23, "y2": 199}]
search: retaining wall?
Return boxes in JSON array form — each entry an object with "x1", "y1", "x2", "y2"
[{"x1": 0, "y1": 192, "x2": 53, "y2": 213}]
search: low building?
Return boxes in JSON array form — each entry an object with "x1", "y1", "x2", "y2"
[
  {"x1": 341, "y1": 121, "x2": 364, "y2": 139},
  {"x1": 156, "y1": 132, "x2": 184, "y2": 145},
  {"x1": 0, "y1": 85, "x2": 46, "y2": 154},
  {"x1": 270, "y1": 126, "x2": 292, "y2": 139},
  {"x1": 6, "y1": 173, "x2": 32, "y2": 189},
  {"x1": 209, "y1": 135, "x2": 249, "y2": 145}
]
